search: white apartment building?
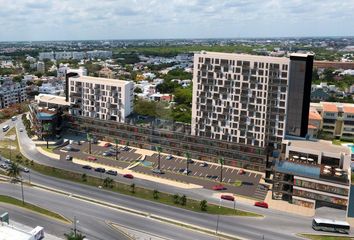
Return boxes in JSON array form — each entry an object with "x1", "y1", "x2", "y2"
[
  {"x1": 38, "y1": 52, "x2": 54, "y2": 60},
  {"x1": 69, "y1": 76, "x2": 133, "y2": 123},
  {"x1": 0, "y1": 78, "x2": 27, "y2": 108},
  {"x1": 191, "y1": 51, "x2": 313, "y2": 148}
]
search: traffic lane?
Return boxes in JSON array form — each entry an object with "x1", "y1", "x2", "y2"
[
  {"x1": 0, "y1": 203, "x2": 68, "y2": 238},
  {"x1": 0, "y1": 183, "x2": 216, "y2": 240},
  {"x1": 133, "y1": 164, "x2": 259, "y2": 197},
  {"x1": 147, "y1": 154, "x2": 261, "y2": 186}
]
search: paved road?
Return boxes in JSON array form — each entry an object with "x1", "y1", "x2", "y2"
[
  {"x1": 0, "y1": 183, "x2": 219, "y2": 240},
  {"x1": 3, "y1": 117, "x2": 351, "y2": 239}
]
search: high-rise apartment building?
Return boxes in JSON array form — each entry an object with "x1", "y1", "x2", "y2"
[
  {"x1": 0, "y1": 78, "x2": 27, "y2": 109},
  {"x1": 68, "y1": 76, "x2": 134, "y2": 123},
  {"x1": 191, "y1": 51, "x2": 313, "y2": 149}
]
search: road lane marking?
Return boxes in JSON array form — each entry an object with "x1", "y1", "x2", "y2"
[
  {"x1": 225, "y1": 168, "x2": 229, "y2": 173},
  {"x1": 199, "y1": 173, "x2": 203, "y2": 176},
  {"x1": 231, "y1": 169, "x2": 234, "y2": 173},
  {"x1": 222, "y1": 177, "x2": 225, "y2": 182},
  {"x1": 172, "y1": 167, "x2": 176, "y2": 171},
  {"x1": 228, "y1": 179, "x2": 231, "y2": 183},
  {"x1": 193, "y1": 172, "x2": 197, "y2": 176},
  {"x1": 162, "y1": 164, "x2": 165, "y2": 168}
]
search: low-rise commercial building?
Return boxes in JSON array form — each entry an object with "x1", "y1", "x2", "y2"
[
  {"x1": 29, "y1": 94, "x2": 69, "y2": 139},
  {"x1": 272, "y1": 139, "x2": 351, "y2": 210}
]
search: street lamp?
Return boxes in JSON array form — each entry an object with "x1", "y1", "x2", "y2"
[
  {"x1": 87, "y1": 133, "x2": 93, "y2": 154},
  {"x1": 43, "y1": 123, "x2": 50, "y2": 149},
  {"x1": 215, "y1": 199, "x2": 221, "y2": 235},
  {"x1": 73, "y1": 216, "x2": 79, "y2": 237},
  {"x1": 219, "y1": 157, "x2": 225, "y2": 183},
  {"x1": 20, "y1": 177, "x2": 25, "y2": 205},
  {"x1": 115, "y1": 139, "x2": 119, "y2": 160}
]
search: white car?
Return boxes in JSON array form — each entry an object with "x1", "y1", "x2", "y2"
[
  {"x1": 19, "y1": 128, "x2": 23, "y2": 132},
  {"x1": 65, "y1": 155, "x2": 73, "y2": 161}
]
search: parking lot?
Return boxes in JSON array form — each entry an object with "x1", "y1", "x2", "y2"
[{"x1": 53, "y1": 141, "x2": 268, "y2": 200}]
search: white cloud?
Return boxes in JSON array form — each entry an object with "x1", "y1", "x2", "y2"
[{"x1": 0, "y1": 0, "x2": 353, "y2": 41}]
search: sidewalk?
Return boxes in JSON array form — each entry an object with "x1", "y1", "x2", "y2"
[{"x1": 5, "y1": 220, "x2": 63, "y2": 240}]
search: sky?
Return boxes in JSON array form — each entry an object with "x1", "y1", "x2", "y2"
[{"x1": 0, "y1": 0, "x2": 353, "y2": 41}]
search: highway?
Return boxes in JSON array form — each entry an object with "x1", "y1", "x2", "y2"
[
  {"x1": 0, "y1": 182, "x2": 221, "y2": 240},
  {"x1": 0, "y1": 117, "x2": 325, "y2": 239}
]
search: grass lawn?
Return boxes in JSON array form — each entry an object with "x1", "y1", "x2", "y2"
[
  {"x1": 0, "y1": 195, "x2": 69, "y2": 223},
  {"x1": 299, "y1": 234, "x2": 353, "y2": 240},
  {"x1": 0, "y1": 133, "x2": 261, "y2": 218},
  {"x1": 332, "y1": 139, "x2": 353, "y2": 146},
  {"x1": 5, "y1": 127, "x2": 17, "y2": 137},
  {"x1": 40, "y1": 145, "x2": 57, "y2": 153}
]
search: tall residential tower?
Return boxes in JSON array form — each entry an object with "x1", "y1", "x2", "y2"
[{"x1": 191, "y1": 51, "x2": 313, "y2": 149}]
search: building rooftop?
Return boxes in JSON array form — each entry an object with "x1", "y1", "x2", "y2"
[
  {"x1": 343, "y1": 106, "x2": 354, "y2": 114},
  {"x1": 309, "y1": 108, "x2": 322, "y2": 121},
  {"x1": 322, "y1": 103, "x2": 338, "y2": 112},
  {"x1": 0, "y1": 225, "x2": 33, "y2": 240},
  {"x1": 71, "y1": 76, "x2": 131, "y2": 86},
  {"x1": 35, "y1": 94, "x2": 69, "y2": 106},
  {"x1": 284, "y1": 138, "x2": 351, "y2": 156}
]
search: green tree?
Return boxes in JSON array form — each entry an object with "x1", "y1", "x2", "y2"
[
  {"x1": 134, "y1": 88, "x2": 142, "y2": 94},
  {"x1": 130, "y1": 183, "x2": 135, "y2": 194},
  {"x1": 81, "y1": 174, "x2": 87, "y2": 182},
  {"x1": 174, "y1": 88, "x2": 192, "y2": 105},
  {"x1": 103, "y1": 177, "x2": 114, "y2": 188},
  {"x1": 64, "y1": 231, "x2": 86, "y2": 240},
  {"x1": 153, "y1": 189, "x2": 159, "y2": 199},
  {"x1": 7, "y1": 162, "x2": 20, "y2": 180},
  {"x1": 200, "y1": 200, "x2": 208, "y2": 211},
  {"x1": 180, "y1": 194, "x2": 187, "y2": 206},
  {"x1": 172, "y1": 194, "x2": 179, "y2": 204}
]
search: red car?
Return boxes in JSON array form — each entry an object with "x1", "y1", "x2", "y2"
[
  {"x1": 221, "y1": 195, "x2": 235, "y2": 201},
  {"x1": 104, "y1": 143, "x2": 112, "y2": 147},
  {"x1": 239, "y1": 169, "x2": 246, "y2": 175},
  {"x1": 123, "y1": 173, "x2": 134, "y2": 179},
  {"x1": 254, "y1": 201, "x2": 268, "y2": 208},
  {"x1": 212, "y1": 184, "x2": 225, "y2": 191},
  {"x1": 87, "y1": 156, "x2": 97, "y2": 161}
]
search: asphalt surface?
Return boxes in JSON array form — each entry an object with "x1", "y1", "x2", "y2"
[
  {"x1": 1, "y1": 116, "x2": 352, "y2": 239},
  {"x1": 55, "y1": 140, "x2": 266, "y2": 200},
  {"x1": 0, "y1": 182, "x2": 220, "y2": 240}
]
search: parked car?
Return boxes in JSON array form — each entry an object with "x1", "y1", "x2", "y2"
[
  {"x1": 199, "y1": 162, "x2": 208, "y2": 167},
  {"x1": 254, "y1": 201, "x2": 268, "y2": 208},
  {"x1": 64, "y1": 145, "x2": 74, "y2": 151},
  {"x1": 122, "y1": 146, "x2": 130, "y2": 151},
  {"x1": 82, "y1": 165, "x2": 92, "y2": 170},
  {"x1": 123, "y1": 173, "x2": 134, "y2": 179},
  {"x1": 238, "y1": 169, "x2": 246, "y2": 175},
  {"x1": 212, "y1": 185, "x2": 225, "y2": 191},
  {"x1": 183, "y1": 169, "x2": 191, "y2": 174},
  {"x1": 11, "y1": 116, "x2": 17, "y2": 121},
  {"x1": 102, "y1": 151, "x2": 112, "y2": 157},
  {"x1": 4, "y1": 159, "x2": 11, "y2": 164},
  {"x1": 87, "y1": 156, "x2": 97, "y2": 161},
  {"x1": 104, "y1": 143, "x2": 112, "y2": 148},
  {"x1": 19, "y1": 128, "x2": 23, "y2": 132},
  {"x1": 0, "y1": 164, "x2": 8, "y2": 169},
  {"x1": 187, "y1": 159, "x2": 194, "y2": 164},
  {"x1": 65, "y1": 155, "x2": 72, "y2": 161},
  {"x1": 21, "y1": 167, "x2": 30, "y2": 173},
  {"x1": 166, "y1": 155, "x2": 174, "y2": 160},
  {"x1": 106, "y1": 170, "x2": 118, "y2": 176},
  {"x1": 152, "y1": 168, "x2": 164, "y2": 174},
  {"x1": 95, "y1": 167, "x2": 106, "y2": 173},
  {"x1": 221, "y1": 195, "x2": 235, "y2": 201}
]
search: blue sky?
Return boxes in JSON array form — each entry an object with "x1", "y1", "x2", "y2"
[{"x1": 0, "y1": 0, "x2": 353, "y2": 41}]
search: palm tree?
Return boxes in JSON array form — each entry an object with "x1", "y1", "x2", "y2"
[
  {"x1": 185, "y1": 152, "x2": 191, "y2": 175},
  {"x1": 180, "y1": 194, "x2": 187, "y2": 206},
  {"x1": 156, "y1": 146, "x2": 162, "y2": 170},
  {"x1": 43, "y1": 123, "x2": 51, "y2": 149},
  {"x1": 200, "y1": 200, "x2": 208, "y2": 211},
  {"x1": 7, "y1": 162, "x2": 20, "y2": 180},
  {"x1": 81, "y1": 174, "x2": 87, "y2": 182},
  {"x1": 153, "y1": 189, "x2": 159, "y2": 199},
  {"x1": 173, "y1": 194, "x2": 179, "y2": 204},
  {"x1": 64, "y1": 231, "x2": 85, "y2": 240},
  {"x1": 130, "y1": 183, "x2": 135, "y2": 193},
  {"x1": 218, "y1": 157, "x2": 225, "y2": 183},
  {"x1": 114, "y1": 139, "x2": 119, "y2": 160},
  {"x1": 87, "y1": 133, "x2": 93, "y2": 154},
  {"x1": 103, "y1": 177, "x2": 113, "y2": 188}
]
